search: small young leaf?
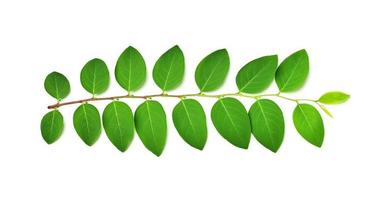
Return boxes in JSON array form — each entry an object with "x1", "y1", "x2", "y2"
[
  {"x1": 318, "y1": 103, "x2": 333, "y2": 118},
  {"x1": 249, "y1": 99, "x2": 285, "y2": 152},
  {"x1": 318, "y1": 91, "x2": 350, "y2": 105},
  {"x1": 115, "y1": 46, "x2": 147, "y2": 92},
  {"x1": 275, "y1": 49, "x2": 309, "y2": 92},
  {"x1": 44, "y1": 72, "x2": 70, "y2": 100},
  {"x1": 236, "y1": 55, "x2": 278, "y2": 94},
  {"x1": 293, "y1": 104, "x2": 324, "y2": 147},
  {"x1": 153, "y1": 45, "x2": 185, "y2": 91},
  {"x1": 40, "y1": 110, "x2": 64, "y2": 144},
  {"x1": 134, "y1": 100, "x2": 167, "y2": 156},
  {"x1": 211, "y1": 97, "x2": 251, "y2": 149},
  {"x1": 81, "y1": 58, "x2": 110, "y2": 95},
  {"x1": 102, "y1": 101, "x2": 135, "y2": 152},
  {"x1": 172, "y1": 99, "x2": 207, "y2": 150},
  {"x1": 195, "y1": 49, "x2": 230, "y2": 92},
  {"x1": 73, "y1": 103, "x2": 102, "y2": 146}
]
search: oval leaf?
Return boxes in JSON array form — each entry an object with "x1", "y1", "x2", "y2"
[
  {"x1": 318, "y1": 91, "x2": 350, "y2": 105},
  {"x1": 172, "y1": 99, "x2": 207, "y2": 150},
  {"x1": 81, "y1": 58, "x2": 110, "y2": 95},
  {"x1": 211, "y1": 97, "x2": 251, "y2": 149},
  {"x1": 44, "y1": 72, "x2": 70, "y2": 100},
  {"x1": 40, "y1": 110, "x2": 64, "y2": 144},
  {"x1": 293, "y1": 104, "x2": 324, "y2": 147},
  {"x1": 249, "y1": 99, "x2": 284, "y2": 152},
  {"x1": 73, "y1": 103, "x2": 102, "y2": 146},
  {"x1": 102, "y1": 101, "x2": 135, "y2": 152},
  {"x1": 195, "y1": 49, "x2": 230, "y2": 92},
  {"x1": 275, "y1": 49, "x2": 309, "y2": 92},
  {"x1": 236, "y1": 55, "x2": 278, "y2": 93},
  {"x1": 134, "y1": 100, "x2": 167, "y2": 156},
  {"x1": 153, "y1": 45, "x2": 185, "y2": 91},
  {"x1": 115, "y1": 46, "x2": 147, "y2": 92}
]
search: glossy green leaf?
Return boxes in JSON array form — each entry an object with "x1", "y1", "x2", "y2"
[
  {"x1": 172, "y1": 99, "x2": 207, "y2": 150},
  {"x1": 211, "y1": 97, "x2": 251, "y2": 149},
  {"x1": 102, "y1": 101, "x2": 134, "y2": 152},
  {"x1": 44, "y1": 72, "x2": 70, "y2": 100},
  {"x1": 153, "y1": 45, "x2": 185, "y2": 91},
  {"x1": 40, "y1": 110, "x2": 64, "y2": 144},
  {"x1": 293, "y1": 104, "x2": 324, "y2": 147},
  {"x1": 195, "y1": 49, "x2": 230, "y2": 92},
  {"x1": 275, "y1": 49, "x2": 309, "y2": 92},
  {"x1": 73, "y1": 103, "x2": 102, "y2": 146},
  {"x1": 115, "y1": 46, "x2": 147, "y2": 92},
  {"x1": 81, "y1": 58, "x2": 110, "y2": 95},
  {"x1": 236, "y1": 55, "x2": 278, "y2": 93},
  {"x1": 134, "y1": 100, "x2": 167, "y2": 156},
  {"x1": 249, "y1": 99, "x2": 284, "y2": 152},
  {"x1": 318, "y1": 91, "x2": 350, "y2": 105}
]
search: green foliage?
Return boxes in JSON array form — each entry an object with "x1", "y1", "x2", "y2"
[
  {"x1": 134, "y1": 100, "x2": 167, "y2": 156},
  {"x1": 195, "y1": 49, "x2": 230, "y2": 92},
  {"x1": 318, "y1": 92, "x2": 350, "y2": 105},
  {"x1": 236, "y1": 55, "x2": 278, "y2": 94},
  {"x1": 41, "y1": 110, "x2": 64, "y2": 144},
  {"x1": 44, "y1": 72, "x2": 70, "y2": 100},
  {"x1": 172, "y1": 99, "x2": 207, "y2": 150},
  {"x1": 115, "y1": 46, "x2": 147, "y2": 93},
  {"x1": 42, "y1": 47, "x2": 349, "y2": 156},
  {"x1": 249, "y1": 99, "x2": 284, "y2": 152},
  {"x1": 293, "y1": 104, "x2": 324, "y2": 147},
  {"x1": 103, "y1": 101, "x2": 135, "y2": 152},
  {"x1": 153, "y1": 45, "x2": 185, "y2": 91},
  {"x1": 211, "y1": 97, "x2": 251, "y2": 149},
  {"x1": 81, "y1": 58, "x2": 110, "y2": 95},
  {"x1": 275, "y1": 49, "x2": 309, "y2": 92},
  {"x1": 73, "y1": 103, "x2": 102, "y2": 146}
]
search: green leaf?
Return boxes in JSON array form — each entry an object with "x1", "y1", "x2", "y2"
[
  {"x1": 73, "y1": 103, "x2": 102, "y2": 146},
  {"x1": 249, "y1": 99, "x2": 285, "y2": 152},
  {"x1": 134, "y1": 100, "x2": 167, "y2": 156},
  {"x1": 81, "y1": 58, "x2": 110, "y2": 95},
  {"x1": 211, "y1": 97, "x2": 251, "y2": 149},
  {"x1": 236, "y1": 55, "x2": 278, "y2": 93},
  {"x1": 172, "y1": 99, "x2": 207, "y2": 150},
  {"x1": 318, "y1": 91, "x2": 350, "y2": 105},
  {"x1": 293, "y1": 104, "x2": 324, "y2": 147},
  {"x1": 40, "y1": 110, "x2": 64, "y2": 144},
  {"x1": 275, "y1": 49, "x2": 309, "y2": 92},
  {"x1": 102, "y1": 101, "x2": 135, "y2": 152},
  {"x1": 153, "y1": 45, "x2": 185, "y2": 91},
  {"x1": 195, "y1": 49, "x2": 230, "y2": 92},
  {"x1": 115, "y1": 46, "x2": 147, "y2": 92},
  {"x1": 44, "y1": 72, "x2": 70, "y2": 100},
  {"x1": 318, "y1": 103, "x2": 333, "y2": 118}
]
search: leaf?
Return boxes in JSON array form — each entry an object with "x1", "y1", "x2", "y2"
[
  {"x1": 81, "y1": 58, "x2": 110, "y2": 95},
  {"x1": 275, "y1": 49, "x2": 309, "y2": 92},
  {"x1": 44, "y1": 72, "x2": 70, "y2": 100},
  {"x1": 40, "y1": 110, "x2": 64, "y2": 144},
  {"x1": 293, "y1": 104, "x2": 324, "y2": 147},
  {"x1": 211, "y1": 97, "x2": 251, "y2": 149},
  {"x1": 195, "y1": 49, "x2": 230, "y2": 92},
  {"x1": 134, "y1": 100, "x2": 167, "y2": 156},
  {"x1": 102, "y1": 101, "x2": 135, "y2": 152},
  {"x1": 153, "y1": 45, "x2": 185, "y2": 91},
  {"x1": 115, "y1": 46, "x2": 147, "y2": 92},
  {"x1": 249, "y1": 99, "x2": 285, "y2": 152},
  {"x1": 318, "y1": 103, "x2": 333, "y2": 118},
  {"x1": 236, "y1": 55, "x2": 278, "y2": 94},
  {"x1": 172, "y1": 99, "x2": 207, "y2": 150},
  {"x1": 73, "y1": 103, "x2": 102, "y2": 146},
  {"x1": 318, "y1": 91, "x2": 350, "y2": 105}
]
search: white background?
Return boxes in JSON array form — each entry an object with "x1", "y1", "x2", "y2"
[{"x1": 0, "y1": 0, "x2": 385, "y2": 199}]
